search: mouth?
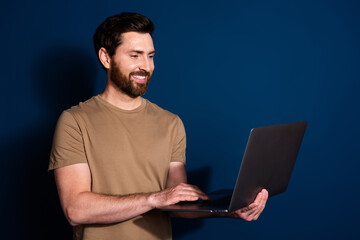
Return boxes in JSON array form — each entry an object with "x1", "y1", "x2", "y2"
[
  {"x1": 130, "y1": 71, "x2": 150, "y2": 84},
  {"x1": 131, "y1": 74, "x2": 147, "y2": 84}
]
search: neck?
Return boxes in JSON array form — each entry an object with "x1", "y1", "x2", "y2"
[{"x1": 100, "y1": 82, "x2": 143, "y2": 110}]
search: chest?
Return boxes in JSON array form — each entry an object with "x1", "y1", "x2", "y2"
[{"x1": 78, "y1": 112, "x2": 174, "y2": 194}]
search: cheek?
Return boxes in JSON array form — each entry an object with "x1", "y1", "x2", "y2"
[
  {"x1": 118, "y1": 62, "x2": 138, "y2": 73},
  {"x1": 116, "y1": 56, "x2": 138, "y2": 70}
]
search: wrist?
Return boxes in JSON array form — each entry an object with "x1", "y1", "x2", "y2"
[{"x1": 146, "y1": 191, "x2": 159, "y2": 209}]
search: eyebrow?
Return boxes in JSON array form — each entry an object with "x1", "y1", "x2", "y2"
[{"x1": 129, "y1": 50, "x2": 156, "y2": 55}]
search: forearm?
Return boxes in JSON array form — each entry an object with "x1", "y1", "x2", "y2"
[
  {"x1": 57, "y1": 162, "x2": 213, "y2": 226},
  {"x1": 66, "y1": 191, "x2": 153, "y2": 226}
]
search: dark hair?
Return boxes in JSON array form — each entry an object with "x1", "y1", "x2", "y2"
[{"x1": 93, "y1": 12, "x2": 154, "y2": 59}]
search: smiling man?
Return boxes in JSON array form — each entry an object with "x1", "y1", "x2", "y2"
[{"x1": 49, "y1": 12, "x2": 268, "y2": 240}]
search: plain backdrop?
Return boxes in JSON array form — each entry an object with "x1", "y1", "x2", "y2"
[{"x1": 1, "y1": 0, "x2": 359, "y2": 239}]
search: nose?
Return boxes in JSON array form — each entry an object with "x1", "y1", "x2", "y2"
[{"x1": 140, "y1": 56, "x2": 154, "y2": 73}]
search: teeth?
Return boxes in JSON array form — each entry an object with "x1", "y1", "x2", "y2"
[{"x1": 133, "y1": 75, "x2": 146, "y2": 79}]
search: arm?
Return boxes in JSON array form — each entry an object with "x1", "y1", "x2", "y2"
[
  {"x1": 165, "y1": 162, "x2": 268, "y2": 221},
  {"x1": 54, "y1": 162, "x2": 209, "y2": 226},
  {"x1": 54, "y1": 163, "x2": 153, "y2": 226}
]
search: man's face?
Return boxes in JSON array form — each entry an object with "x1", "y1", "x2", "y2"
[{"x1": 109, "y1": 32, "x2": 155, "y2": 98}]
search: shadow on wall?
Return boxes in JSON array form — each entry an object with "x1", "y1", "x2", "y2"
[
  {"x1": 172, "y1": 167, "x2": 212, "y2": 238},
  {"x1": 0, "y1": 45, "x2": 210, "y2": 239},
  {"x1": 0, "y1": 46, "x2": 96, "y2": 239}
]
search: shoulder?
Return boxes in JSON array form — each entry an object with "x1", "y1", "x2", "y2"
[
  {"x1": 53, "y1": 97, "x2": 100, "y2": 132},
  {"x1": 65, "y1": 96, "x2": 98, "y2": 115},
  {"x1": 61, "y1": 96, "x2": 102, "y2": 122},
  {"x1": 144, "y1": 99, "x2": 183, "y2": 124},
  {"x1": 144, "y1": 100, "x2": 186, "y2": 136}
]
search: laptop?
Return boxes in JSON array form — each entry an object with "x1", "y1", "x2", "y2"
[{"x1": 160, "y1": 121, "x2": 307, "y2": 212}]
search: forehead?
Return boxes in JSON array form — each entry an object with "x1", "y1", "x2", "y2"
[{"x1": 117, "y1": 32, "x2": 154, "y2": 52}]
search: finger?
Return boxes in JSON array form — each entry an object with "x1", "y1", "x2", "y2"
[
  {"x1": 259, "y1": 189, "x2": 268, "y2": 212},
  {"x1": 231, "y1": 189, "x2": 269, "y2": 221},
  {"x1": 236, "y1": 191, "x2": 264, "y2": 220},
  {"x1": 247, "y1": 192, "x2": 264, "y2": 219},
  {"x1": 239, "y1": 190, "x2": 263, "y2": 213},
  {"x1": 169, "y1": 192, "x2": 199, "y2": 204},
  {"x1": 248, "y1": 189, "x2": 268, "y2": 220},
  {"x1": 257, "y1": 189, "x2": 268, "y2": 212},
  {"x1": 177, "y1": 183, "x2": 201, "y2": 190},
  {"x1": 177, "y1": 194, "x2": 200, "y2": 202},
  {"x1": 172, "y1": 188, "x2": 208, "y2": 202},
  {"x1": 249, "y1": 190, "x2": 263, "y2": 207},
  {"x1": 232, "y1": 197, "x2": 262, "y2": 220},
  {"x1": 241, "y1": 206, "x2": 258, "y2": 220},
  {"x1": 175, "y1": 186, "x2": 206, "y2": 196},
  {"x1": 183, "y1": 184, "x2": 206, "y2": 195},
  {"x1": 180, "y1": 190, "x2": 209, "y2": 200},
  {"x1": 254, "y1": 189, "x2": 264, "y2": 204},
  {"x1": 233, "y1": 209, "x2": 255, "y2": 221},
  {"x1": 177, "y1": 184, "x2": 210, "y2": 200}
]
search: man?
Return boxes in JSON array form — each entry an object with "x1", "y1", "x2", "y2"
[{"x1": 49, "y1": 12, "x2": 268, "y2": 240}]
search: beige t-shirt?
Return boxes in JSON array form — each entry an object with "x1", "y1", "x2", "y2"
[{"x1": 49, "y1": 95, "x2": 186, "y2": 240}]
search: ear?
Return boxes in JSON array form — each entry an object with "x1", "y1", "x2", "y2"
[{"x1": 99, "y1": 47, "x2": 111, "y2": 69}]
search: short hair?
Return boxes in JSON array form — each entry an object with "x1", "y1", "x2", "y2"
[{"x1": 93, "y1": 12, "x2": 154, "y2": 59}]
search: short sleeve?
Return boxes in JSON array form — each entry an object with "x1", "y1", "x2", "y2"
[
  {"x1": 170, "y1": 116, "x2": 186, "y2": 164},
  {"x1": 48, "y1": 110, "x2": 87, "y2": 170}
]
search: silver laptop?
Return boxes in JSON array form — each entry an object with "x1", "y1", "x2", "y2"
[{"x1": 160, "y1": 121, "x2": 307, "y2": 212}]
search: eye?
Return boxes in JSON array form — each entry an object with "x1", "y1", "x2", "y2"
[
  {"x1": 149, "y1": 55, "x2": 155, "y2": 59},
  {"x1": 130, "y1": 55, "x2": 138, "y2": 58}
]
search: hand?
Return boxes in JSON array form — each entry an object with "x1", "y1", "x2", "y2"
[
  {"x1": 149, "y1": 183, "x2": 209, "y2": 208},
  {"x1": 228, "y1": 189, "x2": 268, "y2": 221}
]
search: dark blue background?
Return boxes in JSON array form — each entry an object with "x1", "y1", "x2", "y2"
[{"x1": 1, "y1": 0, "x2": 359, "y2": 239}]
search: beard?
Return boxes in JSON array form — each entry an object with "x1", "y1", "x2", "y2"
[{"x1": 109, "y1": 60, "x2": 151, "y2": 98}]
